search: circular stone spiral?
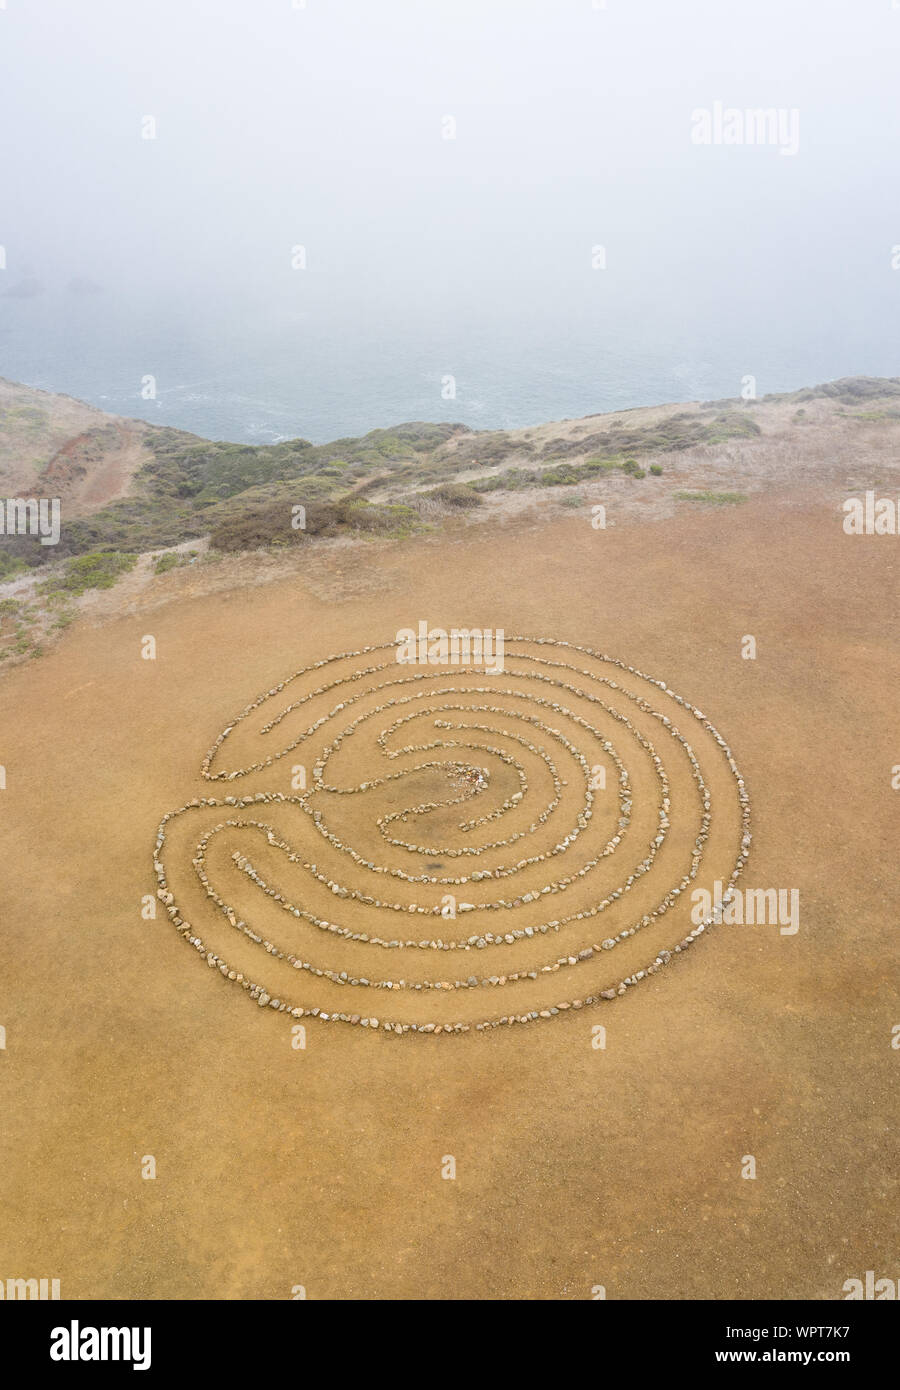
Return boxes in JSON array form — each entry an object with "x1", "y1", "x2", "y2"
[{"x1": 153, "y1": 636, "x2": 751, "y2": 1034}]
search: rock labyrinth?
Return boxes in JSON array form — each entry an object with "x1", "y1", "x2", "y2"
[{"x1": 153, "y1": 637, "x2": 751, "y2": 1035}]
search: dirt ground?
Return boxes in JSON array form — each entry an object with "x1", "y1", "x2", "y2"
[{"x1": 1, "y1": 480, "x2": 897, "y2": 1300}]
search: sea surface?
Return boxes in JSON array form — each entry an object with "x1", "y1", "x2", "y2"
[{"x1": 1, "y1": 282, "x2": 897, "y2": 445}]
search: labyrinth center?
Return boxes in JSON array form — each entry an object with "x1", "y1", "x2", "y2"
[{"x1": 154, "y1": 637, "x2": 751, "y2": 1034}]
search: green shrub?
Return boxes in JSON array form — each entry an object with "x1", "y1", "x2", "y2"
[
  {"x1": 38, "y1": 551, "x2": 137, "y2": 596},
  {"x1": 154, "y1": 552, "x2": 184, "y2": 574},
  {"x1": 674, "y1": 490, "x2": 747, "y2": 504},
  {"x1": 649, "y1": 464, "x2": 663, "y2": 476},
  {"x1": 208, "y1": 492, "x2": 425, "y2": 551},
  {"x1": 342, "y1": 500, "x2": 420, "y2": 535},
  {"x1": 0, "y1": 552, "x2": 28, "y2": 581},
  {"x1": 210, "y1": 502, "x2": 309, "y2": 552},
  {"x1": 422, "y1": 483, "x2": 484, "y2": 508},
  {"x1": 583, "y1": 457, "x2": 623, "y2": 472},
  {"x1": 471, "y1": 468, "x2": 538, "y2": 494}
]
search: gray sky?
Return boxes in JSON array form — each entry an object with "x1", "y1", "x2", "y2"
[
  {"x1": 3, "y1": 0, "x2": 897, "y2": 297},
  {"x1": 1, "y1": 1, "x2": 899, "y2": 437}
]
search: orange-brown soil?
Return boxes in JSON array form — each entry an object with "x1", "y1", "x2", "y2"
[{"x1": 0, "y1": 482, "x2": 897, "y2": 1300}]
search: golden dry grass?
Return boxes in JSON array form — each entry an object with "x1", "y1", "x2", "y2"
[{"x1": 0, "y1": 478, "x2": 898, "y2": 1299}]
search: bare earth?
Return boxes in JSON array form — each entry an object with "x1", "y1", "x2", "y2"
[
  {"x1": 1, "y1": 441, "x2": 898, "y2": 1300},
  {"x1": 0, "y1": 378, "x2": 152, "y2": 514}
]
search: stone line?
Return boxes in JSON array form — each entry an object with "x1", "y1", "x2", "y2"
[{"x1": 154, "y1": 637, "x2": 751, "y2": 1033}]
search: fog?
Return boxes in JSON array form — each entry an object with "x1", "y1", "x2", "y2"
[{"x1": 1, "y1": 0, "x2": 898, "y2": 440}]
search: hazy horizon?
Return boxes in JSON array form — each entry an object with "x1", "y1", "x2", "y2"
[{"x1": 2, "y1": 0, "x2": 899, "y2": 442}]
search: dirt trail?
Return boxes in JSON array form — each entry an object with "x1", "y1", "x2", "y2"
[
  {"x1": 38, "y1": 419, "x2": 152, "y2": 516},
  {"x1": 76, "y1": 421, "x2": 150, "y2": 512}
]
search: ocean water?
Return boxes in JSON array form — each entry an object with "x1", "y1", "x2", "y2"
[
  {"x1": 1, "y1": 279, "x2": 898, "y2": 446},
  {"x1": 2, "y1": 0, "x2": 899, "y2": 447}
]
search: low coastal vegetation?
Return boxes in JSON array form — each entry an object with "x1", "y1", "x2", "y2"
[
  {"x1": 0, "y1": 376, "x2": 897, "y2": 646},
  {"x1": 470, "y1": 454, "x2": 664, "y2": 493},
  {"x1": 37, "y1": 550, "x2": 137, "y2": 595},
  {"x1": 0, "y1": 399, "x2": 770, "y2": 574},
  {"x1": 154, "y1": 551, "x2": 192, "y2": 575},
  {"x1": 674, "y1": 490, "x2": 748, "y2": 504},
  {"x1": 419, "y1": 482, "x2": 484, "y2": 508},
  {"x1": 0, "y1": 551, "x2": 28, "y2": 581},
  {"x1": 0, "y1": 419, "x2": 463, "y2": 569},
  {"x1": 209, "y1": 496, "x2": 422, "y2": 552}
]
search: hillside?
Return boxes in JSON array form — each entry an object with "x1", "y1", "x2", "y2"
[
  {"x1": 0, "y1": 377, "x2": 154, "y2": 518},
  {"x1": 1, "y1": 373, "x2": 899, "y2": 665},
  {"x1": 1, "y1": 372, "x2": 898, "y2": 1302},
  {"x1": 3, "y1": 374, "x2": 900, "y2": 566}
]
